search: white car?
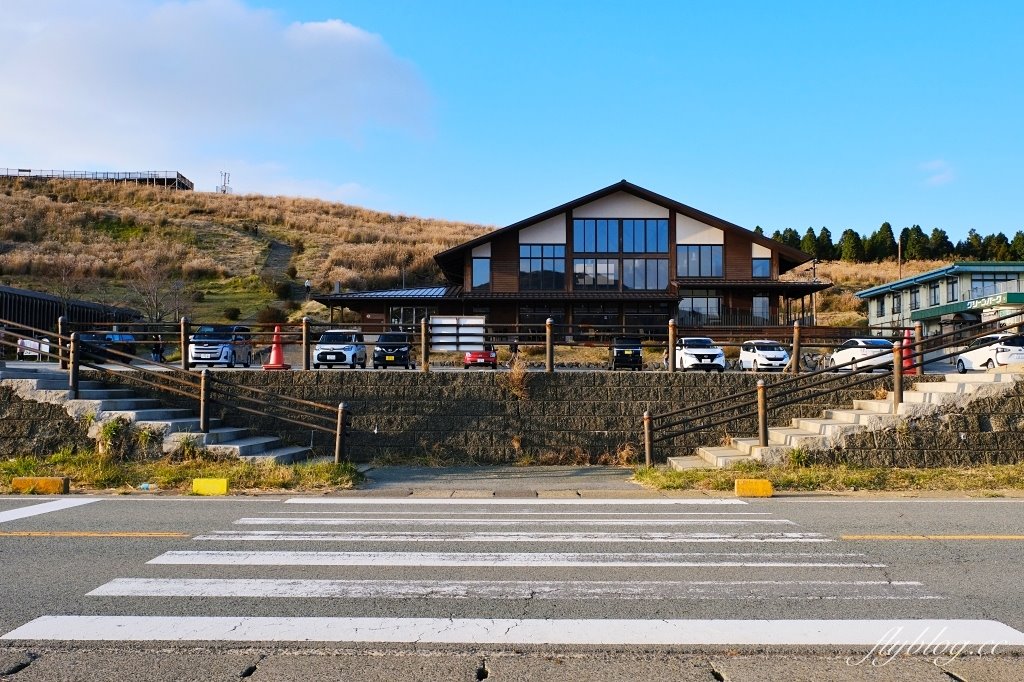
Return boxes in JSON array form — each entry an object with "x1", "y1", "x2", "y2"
[
  {"x1": 827, "y1": 338, "x2": 893, "y2": 371},
  {"x1": 739, "y1": 339, "x2": 790, "y2": 371},
  {"x1": 955, "y1": 333, "x2": 1024, "y2": 373},
  {"x1": 314, "y1": 329, "x2": 367, "y2": 369},
  {"x1": 188, "y1": 325, "x2": 254, "y2": 368},
  {"x1": 675, "y1": 336, "x2": 725, "y2": 372}
]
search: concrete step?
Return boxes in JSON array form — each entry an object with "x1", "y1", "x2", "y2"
[
  {"x1": 943, "y1": 373, "x2": 1018, "y2": 383},
  {"x1": 791, "y1": 417, "x2": 865, "y2": 439},
  {"x1": 74, "y1": 389, "x2": 138, "y2": 400},
  {"x1": 240, "y1": 445, "x2": 313, "y2": 464},
  {"x1": 31, "y1": 379, "x2": 107, "y2": 390},
  {"x1": 69, "y1": 398, "x2": 164, "y2": 413},
  {"x1": 898, "y1": 390, "x2": 963, "y2": 405},
  {"x1": 208, "y1": 435, "x2": 282, "y2": 457},
  {"x1": 764, "y1": 427, "x2": 825, "y2": 449},
  {"x1": 667, "y1": 455, "x2": 714, "y2": 471},
  {"x1": 851, "y1": 399, "x2": 895, "y2": 414},
  {"x1": 101, "y1": 408, "x2": 194, "y2": 421},
  {"x1": 135, "y1": 417, "x2": 223, "y2": 435},
  {"x1": 696, "y1": 446, "x2": 752, "y2": 468},
  {"x1": 823, "y1": 408, "x2": 899, "y2": 427}
]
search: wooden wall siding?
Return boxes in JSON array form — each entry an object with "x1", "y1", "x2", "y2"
[
  {"x1": 490, "y1": 230, "x2": 520, "y2": 292},
  {"x1": 724, "y1": 231, "x2": 753, "y2": 280}
]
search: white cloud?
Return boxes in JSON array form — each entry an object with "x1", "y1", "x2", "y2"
[
  {"x1": 919, "y1": 159, "x2": 955, "y2": 186},
  {"x1": 0, "y1": 0, "x2": 431, "y2": 195}
]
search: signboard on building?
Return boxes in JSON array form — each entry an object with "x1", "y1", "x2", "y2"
[{"x1": 429, "y1": 316, "x2": 486, "y2": 351}]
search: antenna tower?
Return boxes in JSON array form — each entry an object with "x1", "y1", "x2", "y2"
[{"x1": 216, "y1": 171, "x2": 232, "y2": 194}]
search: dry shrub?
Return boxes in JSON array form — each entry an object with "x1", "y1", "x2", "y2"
[{"x1": 495, "y1": 356, "x2": 530, "y2": 399}]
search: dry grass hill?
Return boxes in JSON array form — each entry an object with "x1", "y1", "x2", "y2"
[{"x1": 0, "y1": 178, "x2": 952, "y2": 326}]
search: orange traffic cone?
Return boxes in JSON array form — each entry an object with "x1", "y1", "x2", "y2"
[
  {"x1": 902, "y1": 328, "x2": 915, "y2": 375},
  {"x1": 262, "y1": 325, "x2": 292, "y2": 370}
]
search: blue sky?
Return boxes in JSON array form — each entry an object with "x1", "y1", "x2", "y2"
[{"x1": 2, "y1": 1, "x2": 1022, "y2": 242}]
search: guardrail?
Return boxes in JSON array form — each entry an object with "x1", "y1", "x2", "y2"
[
  {"x1": 0, "y1": 318, "x2": 350, "y2": 463},
  {"x1": 640, "y1": 308, "x2": 1024, "y2": 465}
]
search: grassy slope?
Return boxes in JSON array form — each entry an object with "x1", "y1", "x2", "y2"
[{"x1": 0, "y1": 178, "x2": 955, "y2": 325}]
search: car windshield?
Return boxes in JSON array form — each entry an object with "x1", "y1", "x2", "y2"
[
  {"x1": 378, "y1": 333, "x2": 408, "y2": 344},
  {"x1": 319, "y1": 333, "x2": 359, "y2": 344},
  {"x1": 193, "y1": 332, "x2": 230, "y2": 342},
  {"x1": 753, "y1": 343, "x2": 785, "y2": 352},
  {"x1": 862, "y1": 339, "x2": 893, "y2": 348},
  {"x1": 681, "y1": 338, "x2": 713, "y2": 348}
]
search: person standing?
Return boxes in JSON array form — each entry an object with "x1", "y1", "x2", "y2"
[
  {"x1": 304, "y1": 279, "x2": 312, "y2": 299},
  {"x1": 506, "y1": 338, "x2": 520, "y2": 368}
]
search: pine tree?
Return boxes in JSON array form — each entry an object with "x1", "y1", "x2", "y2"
[
  {"x1": 816, "y1": 227, "x2": 835, "y2": 260},
  {"x1": 928, "y1": 228, "x2": 954, "y2": 258},
  {"x1": 838, "y1": 229, "x2": 865, "y2": 262},
  {"x1": 780, "y1": 228, "x2": 801, "y2": 249},
  {"x1": 800, "y1": 227, "x2": 818, "y2": 257},
  {"x1": 868, "y1": 222, "x2": 898, "y2": 261},
  {"x1": 904, "y1": 225, "x2": 930, "y2": 260}
]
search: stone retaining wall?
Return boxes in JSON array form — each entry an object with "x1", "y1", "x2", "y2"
[
  {"x1": 87, "y1": 370, "x2": 939, "y2": 464},
  {"x1": 0, "y1": 386, "x2": 92, "y2": 457}
]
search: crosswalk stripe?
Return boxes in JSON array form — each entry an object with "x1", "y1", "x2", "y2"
[
  {"x1": 149, "y1": 550, "x2": 882, "y2": 568},
  {"x1": 87, "y1": 578, "x2": 939, "y2": 600},
  {"x1": 0, "y1": 499, "x2": 98, "y2": 524},
  {"x1": 233, "y1": 517, "x2": 797, "y2": 527},
  {"x1": 6, "y1": 616, "x2": 1021, "y2": 645},
  {"x1": 195, "y1": 530, "x2": 829, "y2": 543},
  {"x1": 284, "y1": 498, "x2": 748, "y2": 506}
]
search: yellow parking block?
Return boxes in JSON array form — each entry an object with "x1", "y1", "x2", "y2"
[
  {"x1": 735, "y1": 478, "x2": 773, "y2": 498},
  {"x1": 11, "y1": 477, "x2": 70, "y2": 495},
  {"x1": 192, "y1": 478, "x2": 228, "y2": 496}
]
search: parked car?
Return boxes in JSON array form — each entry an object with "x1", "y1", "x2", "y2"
[
  {"x1": 955, "y1": 333, "x2": 1024, "y2": 373},
  {"x1": 464, "y1": 344, "x2": 498, "y2": 369},
  {"x1": 827, "y1": 338, "x2": 893, "y2": 371},
  {"x1": 188, "y1": 325, "x2": 254, "y2": 368},
  {"x1": 373, "y1": 331, "x2": 415, "y2": 369},
  {"x1": 314, "y1": 329, "x2": 366, "y2": 369},
  {"x1": 608, "y1": 336, "x2": 644, "y2": 371},
  {"x1": 739, "y1": 339, "x2": 790, "y2": 371},
  {"x1": 674, "y1": 337, "x2": 725, "y2": 372},
  {"x1": 105, "y1": 330, "x2": 136, "y2": 361},
  {"x1": 78, "y1": 333, "x2": 114, "y2": 363}
]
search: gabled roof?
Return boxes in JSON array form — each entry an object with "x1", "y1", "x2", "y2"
[{"x1": 434, "y1": 179, "x2": 814, "y2": 282}]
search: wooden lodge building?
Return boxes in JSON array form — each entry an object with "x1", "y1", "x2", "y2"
[{"x1": 316, "y1": 180, "x2": 830, "y2": 337}]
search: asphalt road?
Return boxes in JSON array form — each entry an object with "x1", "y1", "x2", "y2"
[{"x1": 1, "y1": 488, "x2": 1023, "y2": 681}]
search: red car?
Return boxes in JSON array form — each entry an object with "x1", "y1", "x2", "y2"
[{"x1": 464, "y1": 344, "x2": 497, "y2": 369}]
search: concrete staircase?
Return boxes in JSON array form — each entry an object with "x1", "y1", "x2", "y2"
[
  {"x1": 669, "y1": 373, "x2": 1019, "y2": 470},
  {"x1": 0, "y1": 364, "x2": 311, "y2": 463}
]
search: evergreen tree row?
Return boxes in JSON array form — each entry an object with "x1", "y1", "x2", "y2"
[{"x1": 759, "y1": 224, "x2": 1024, "y2": 263}]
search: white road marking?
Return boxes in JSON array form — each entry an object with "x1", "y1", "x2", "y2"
[
  {"x1": 88, "y1": 578, "x2": 939, "y2": 600},
  {"x1": 149, "y1": 550, "x2": 881, "y2": 568},
  {"x1": 195, "y1": 530, "x2": 829, "y2": 543},
  {"x1": 233, "y1": 517, "x2": 796, "y2": 527},
  {"x1": 285, "y1": 498, "x2": 748, "y2": 506},
  {"x1": 270, "y1": 511, "x2": 772, "y2": 516},
  {"x1": 0, "y1": 499, "x2": 98, "y2": 524},
  {"x1": 6, "y1": 617, "x2": 1020, "y2": 645}
]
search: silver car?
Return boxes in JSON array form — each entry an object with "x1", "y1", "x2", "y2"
[{"x1": 314, "y1": 329, "x2": 367, "y2": 369}]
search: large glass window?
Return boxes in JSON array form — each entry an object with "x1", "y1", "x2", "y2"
[
  {"x1": 970, "y1": 273, "x2": 1017, "y2": 297},
  {"x1": 622, "y1": 258, "x2": 669, "y2": 290},
  {"x1": 620, "y1": 219, "x2": 669, "y2": 253},
  {"x1": 910, "y1": 288, "x2": 920, "y2": 310},
  {"x1": 752, "y1": 258, "x2": 771, "y2": 278},
  {"x1": 572, "y1": 303, "x2": 619, "y2": 333},
  {"x1": 624, "y1": 303, "x2": 670, "y2": 334},
  {"x1": 519, "y1": 244, "x2": 565, "y2": 290},
  {"x1": 471, "y1": 257, "x2": 490, "y2": 292},
  {"x1": 752, "y1": 296, "x2": 770, "y2": 323},
  {"x1": 573, "y1": 258, "x2": 618, "y2": 290},
  {"x1": 876, "y1": 298, "x2": 886, "y2": 317},
  {"x1": 573, "y1": 219, "x2": 619, "y2": 253},
  {"x1": 676, "y1": 245, "x2": 723, "y2": 278},
  {"x1": 946, "y1": 278, "x2": 959, "y2": 303},
  {"x1": 892, "y1": 292, "x2": 902, "y2": 314},
  {"x1": 678, "y1": 294, "x2": 722, "y2": 325},
  {"x1": 518, "y1": 304, "x2": 565, "y2": 329},
  {"x1": 928, "y1": 281, "x2": 940, "y2": 306}
]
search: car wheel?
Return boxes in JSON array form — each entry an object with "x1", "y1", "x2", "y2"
[
  {"x1": 956, "y1": 359, "x2": 967, "y2": 374},
  {"x1": 314, "y1": 363, "x2": 320, "y2": 369},
  {"x1": 187, "y1": 362, "x2": 196, "y2": 369},
  {"x1": 361, "y1": 361, "x2": 367, "y2": 369},
  {"x1": 491, "y1": 363, "x2": 498, "y2": 370},
  {"x1": 464, "y1": 364, "x2": 470, "y2": 370},
  {"x1": 717, "y1": 366, "x2": 724, "y2": 373},
  {"x1": 227, "y1": 353, "x2": 236, "y2": 368},
  {"x1": 243, "y1": 352, "x2": 251, "y2": 368},
  {"x1": 752, "y1": 360, "x2": 758, "y2": 372}
]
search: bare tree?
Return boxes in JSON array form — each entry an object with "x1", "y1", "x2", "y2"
[{"x1": 124, "y1": 263, "x2": 194, "y2": 322}]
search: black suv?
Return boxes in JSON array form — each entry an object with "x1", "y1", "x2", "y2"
[
  {"x1": 373, "y1": 332, "x2": 415, "y2": 369},
  {"x1": 608, "y1": 336, "x2": 643, "y2": 371}
]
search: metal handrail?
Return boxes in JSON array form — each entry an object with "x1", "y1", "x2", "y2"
[
  {"x1": 1, "y1": 320, "x2": 346, "y2": 458},
  {"x1": 648, "y1": 308, "x2": 1024, "y2": 449}
]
